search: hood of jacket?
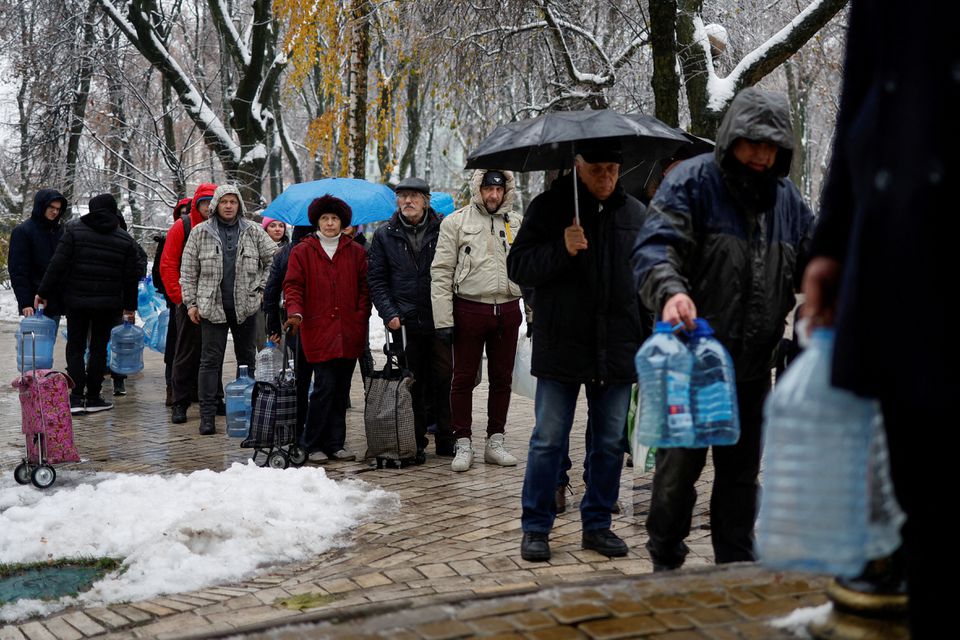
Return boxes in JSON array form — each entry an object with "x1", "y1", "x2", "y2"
[
  {"x1": 188, "y1": 183, "x2": 218, "y2": 227},
  {"x1": 81, "y1": 194, "x2": 121, "y2": 234},
  {"x1": 468, "y1": 169, "x2": 517, "y2": 215},
  {"x1": 173, "y1": 197, "x2": 192, "y2": 221},
  {"x1": 209, "y1": 184, "x2": 247, "y2": 222},
  {"x1": 715, "y1": 87, "x2": 794, "y2": 178},
  {"x1": 30, "y1": 188, "x2": 68, "y2": 228}
]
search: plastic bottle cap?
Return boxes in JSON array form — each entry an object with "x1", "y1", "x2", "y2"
[
  {"x1": 690, "y1": 318, "x2": 714, "y2": 337},
  {"x1": 265, "y1": 340, "x2": 275, "y2": 348},
  {"x1": 654, "y1": 321, "x2": 674, "y2": 333}
]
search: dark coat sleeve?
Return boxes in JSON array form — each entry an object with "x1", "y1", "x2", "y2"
[
  {"x1": 365, "y1": 230, "x2": 399, "y2": 321},
  {"x1": 37, "y1": 227, "x2": 74, "y2": 301},
  {"x1": 506, "y1": 194, "x2": 579, "y2": 287},
  {"x1": 122, "y1": 238, "x2": 141, "y2": 311},
  {"x1": 263, "y1": 244, "x2": 291, "y2": 335},
  {"x1": 630, "y1": 174, "x2": 698, "y2": 314}
]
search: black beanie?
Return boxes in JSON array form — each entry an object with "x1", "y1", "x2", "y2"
[{"x1": 307, "y1": 195, "x2": 353, "y2": 229}]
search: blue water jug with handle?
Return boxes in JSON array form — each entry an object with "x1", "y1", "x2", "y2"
[
  {"x1": 688, "y1": 318, "x2": 740, "y2": 447},
  {"x1": 634, "y1": 321, "x2": 694, "y2": 447},
  {"x1": 16, "y1": 304, "x2": 57, "y2": 372},
  {"x1": 756, "y1": 327, "x2": 876, "y2": 577},
  {"x1": 109, "y1": 318, "x2": 145, "y2": 375},
  {"x1": 225, "y1": 365, "x2": 255, "y2": 437}
]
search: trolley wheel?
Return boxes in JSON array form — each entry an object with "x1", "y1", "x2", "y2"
[
  {"x1": 267, "y1": 450, "x2": 289, "y2": 469},
  {"x1": 14, "y1": 462, "x2": 31, "y2": 485},
  {"x1": 31, "y1": 464, "x2": 56, "y2": 489},
  {"x1": 288, "y1": 445, "x2": 307, "y2": 467}
]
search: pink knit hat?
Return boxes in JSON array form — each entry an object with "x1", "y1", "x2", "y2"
[{"x1": 261, "y1": 216, "x2": 285, "y2": 230}]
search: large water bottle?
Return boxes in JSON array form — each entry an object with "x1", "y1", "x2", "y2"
[
  {"x1": 16, "y1": 305, "x2": 57, "y2": 372},
  {"x1": 225, "y1": 365, "x2": 256, "y2": 438},
  {"x1": 634, "y1": 321, "x2": 694, "y2": 447},
  {"x1": 109, "y1": 319, "x2": 145, "y2": 375},
  {"x1": 255, "y1": 340, "x2": 282, "y2": 382},
  {"x1": 866, "y1": 418, "x2": 905, "y2": 559},
  {"x1": 688, "y1": 318, "x2": 740, "y2": 447},
  {"x1": 756, "y1": 328, "x2": 876, "y2": 577}
]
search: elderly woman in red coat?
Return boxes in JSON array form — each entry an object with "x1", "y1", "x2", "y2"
[{"x1": 283, "y1": 195, "x2": 370, "y2": 461}]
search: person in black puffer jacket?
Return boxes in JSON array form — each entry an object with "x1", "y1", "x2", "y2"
[
  {"x1": 37, "y1": 194, "x2": 142, "y2": 414},
  {"x1": 8, "y1": 189, "x2": 68, "y2": 319}
]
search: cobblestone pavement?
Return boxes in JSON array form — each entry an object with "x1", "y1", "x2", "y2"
[{"x1": 0, "y1": 322, "x2": 829, "y2": 639}]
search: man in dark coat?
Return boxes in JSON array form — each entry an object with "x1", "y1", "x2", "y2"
[
  {"x1": 9, "y1": 189, "x2": 68, "y2": 319},
  {"x1": 632, "y1": 87, "x2": 813, "y2": 570},
  {"x1": 801, "y1": 2, "x2": 957, "y2": 634},
  {"x1": 367, "y1": 177, "x2": 450, "y2": 459},
  {"x1": 36, "y1": 194, "x2": 141, "y2": 414},
  {"x1": 508, "y1": 146, "x2": 645, "y2": 562}
]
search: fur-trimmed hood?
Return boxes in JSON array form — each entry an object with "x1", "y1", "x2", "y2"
[{"x1": 469, "y1": 169, "x2": 517, "y2": 215}]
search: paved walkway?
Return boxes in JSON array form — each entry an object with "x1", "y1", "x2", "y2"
[{"x1": 0, "y1": 322, "x2": 830, "y2": 639}]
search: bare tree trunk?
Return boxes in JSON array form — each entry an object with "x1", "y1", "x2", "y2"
[
  {"x1": 398, "y1": 69, "x2": 421, "y2": 179},
  {"x1": 160, "y1": 77, "x2": 186, "y2": 199},
  {"x1": 63, "y1": 0, "x2": 99, "y2": 207},
  {"x1": 785, "y1": 61, "x2": 809, "y2": 199},
  {"x1": 347, "y1": 0, "x2": 371, "y2": 179},
  {"x1": 650, "y1": 0, "x2": 680, "y2": 128}
]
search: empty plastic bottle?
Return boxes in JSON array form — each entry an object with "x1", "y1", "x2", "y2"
[
  {"x1": 866, "y1": 418, "x2": 905, "y2": 560},
  {"x1": 16, "y1": 304, "x2": 57, "y2": 371},
  {"x1": 688, "y1": 318, "x2": 740, "y2": 447},
  {"x1": 255, "y1": 340, "x2": 283, "y2": 382},
  {"x1": 109, "y1": 318, "x2": 145, "y2": 375},
  {"x1": 225, "y1": 365, "x2": 256, "y2": 438},
  {"x1": 634, "y1": 321, "x2": 694, "y2": 447},
  {"x1": 756, "y1": 328, "x2": 877, "y2": 577}
]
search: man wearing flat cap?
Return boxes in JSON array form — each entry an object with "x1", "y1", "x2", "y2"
[
  {"x1": 507, "y1": 144, "x2": 646, "y2": 561},
  {"x1": 368, "y1": 176, "x2": 452, "y2": 461},
  {"x1": 431, "y1": 169, "x2": 525, "y2": 472}
]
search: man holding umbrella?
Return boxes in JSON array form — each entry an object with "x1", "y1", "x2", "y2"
[{"x1": 508, "y1": 145, "x2": 646, "y2": 561}]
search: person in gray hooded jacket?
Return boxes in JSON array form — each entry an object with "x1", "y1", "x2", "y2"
[
  {"x1": 632, "y1": 87, "x2": 814, "y2": 571},
  {"x1": 180, "y1": 184, "x2": 277, "y2": 435}
]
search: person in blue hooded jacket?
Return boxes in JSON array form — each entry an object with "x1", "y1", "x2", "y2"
[
  {"x1": 8, "y1": 189, "x2": 68, "y2": 320},
  {"x1": 632, "y1": 87, "x2": 814, "y2": 571}
]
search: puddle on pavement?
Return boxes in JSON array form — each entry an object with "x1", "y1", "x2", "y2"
[{"x1": 0, "y1": 559, "x2": 120, "y2": 604}]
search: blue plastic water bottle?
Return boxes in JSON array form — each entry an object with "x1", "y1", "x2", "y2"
[
  {"x1": 756, "y1": 328, "x2": 876, "y2": 577},
  {"x1": 635, "y1": 321, "x2": 694, "y2": 447},
  {"x1": 109, "y1": 319, "x2": 145, "y2": 375},
  {"x1": 16, "y1": 304, "x2": 57, "y2": 371},
  {"x1": 688, "y1": 318, "x2": 740, "y2": 447},
  {"x1": 225, "y1": 365, "x2": 255, "y2": 437}
]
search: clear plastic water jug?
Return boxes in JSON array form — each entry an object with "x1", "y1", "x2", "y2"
[
  {"x1": 688, "y1": 318, "x2": 740, "y2": 447},
  {"x1": 634, "y1": 321, "x2": 694, "y2": 447},
  {"x1": 756, "y1": 328, "x2": 877, "y2": 577},
  {"x1": 255, "y1": 340, "x2": 283, "y2": 382},
  {"x1": 16, "y1": 305, "x2": 57, "y2": 372},
  {"x1": 109, "y1": 319, "x2": 145, "y2": 375},
  {"x1": 225, "y1": 365, "x2": 255, "y2": 438}
]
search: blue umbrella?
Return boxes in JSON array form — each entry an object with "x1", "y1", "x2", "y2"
[
  {"x1": 263, "y1": 178, "x2": 396, "y2": 227},
  {"x1": 430, "y1": 191, "x2": 456, "y2": 215}
]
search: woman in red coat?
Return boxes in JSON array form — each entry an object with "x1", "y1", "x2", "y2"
[{"x1": 283, "y1": 195, "x2": 370, "y2": 460}]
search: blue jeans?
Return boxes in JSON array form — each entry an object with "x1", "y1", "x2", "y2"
[{"x1": 521, "y1": 379, "x2": 631, "y2": 534}]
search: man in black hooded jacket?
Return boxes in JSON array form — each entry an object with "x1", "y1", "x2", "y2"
[
  {"x1": 632, "y1": 87, "x2": 814, "y2": 570},
  {"x1": 9, "y1": 189, "x2": 68, "y2": 319},
  {"x1": 37, "y1": 194, "x2": 141, "y2": 414}
]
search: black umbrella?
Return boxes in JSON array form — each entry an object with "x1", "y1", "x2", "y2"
[{"x1": 465, "y1": 109, "x2": 687, "y2": 223}]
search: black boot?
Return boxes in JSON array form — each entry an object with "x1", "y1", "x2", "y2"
[
  {"x1": 520, "y1": 532, "x2": 551, "y2": 562},
  {"x1": 171, "y1": 403, "x2": 188, "y2": 424},
  {"x1": 199, "y1": 416, "x2": 216, "y2": 435}
]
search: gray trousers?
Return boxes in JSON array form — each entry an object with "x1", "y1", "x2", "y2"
[{"x1": 199, "y1": 314, "x2": 258, "y2": 418}]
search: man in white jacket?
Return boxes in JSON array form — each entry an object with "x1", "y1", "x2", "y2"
[{"x1": 431, "y1": 169, "x2": 525, "y2": 472}]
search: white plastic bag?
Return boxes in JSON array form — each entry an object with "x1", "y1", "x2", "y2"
[{"x1": 512, "y1": 335, "x2": 537, "y2": 400}]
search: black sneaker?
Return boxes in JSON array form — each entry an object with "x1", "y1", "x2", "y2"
[
  {"x1": 113, "y1": 378, "x2": 126, "y2": 396},
  {"x1": 520, "y1": 532, "x2": 551, "y2": 562},
  {"x1": 199, "y1": 416, "x2": 216, "y2": 435},
  {"x1": 69, "y1": 395, "x2": 86, "y2": 415},
  {"x1": 171, "y1": 403, "x2": 188, "y2": 424},
  {"x1": 582, "y1": 528, "x2": 628, "y2": 557},
  {"x1": 84, "y1": 396, "x2": 114, "y2": 413}
]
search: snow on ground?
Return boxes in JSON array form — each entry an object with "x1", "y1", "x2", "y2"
[
  {"x1": 0, "y1": 463, "x2": 399, "y2": 622},
  {"x1": 769, "y1": 602, "x2": 832, "y2": 638},
  {"x1": 0, "y1": 288, "x2": 20, "y2": 324}
]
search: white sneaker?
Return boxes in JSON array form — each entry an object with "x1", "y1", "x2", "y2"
[
  {"x1": 451, "y1": 438, "x2": 473, "y2": 472},
  {"x1": 329, "y1": 449, "x2": 356, "y2": 461},
  {"x1": 484, "y1": 433, "x2": 518, "y2": 466}
]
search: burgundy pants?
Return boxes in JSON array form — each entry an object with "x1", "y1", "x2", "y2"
[{"x1": 450, "y1": 297, "x2": 521, "y2": 439}]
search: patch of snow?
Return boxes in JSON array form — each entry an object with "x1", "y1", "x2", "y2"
[
  {"x1": 0, "y1": 463, "x2": 399, "y2": 621},
  {"x1": 769, "y1": 602, "x2": 832, "y2": 637},
  {"x1": 0, "y1": 288, "x2": 21, "y2": 324},
  {"x1": 704, "y1": 23, "x2": 729, "y2": 53}
]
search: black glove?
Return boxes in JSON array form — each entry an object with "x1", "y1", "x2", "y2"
[
  {"x1": 436, "y1": 327, "x2": 454, "y2": 346},
  {"x1": 525, "y1": 322, "x2": 533, "y2": 338}
]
